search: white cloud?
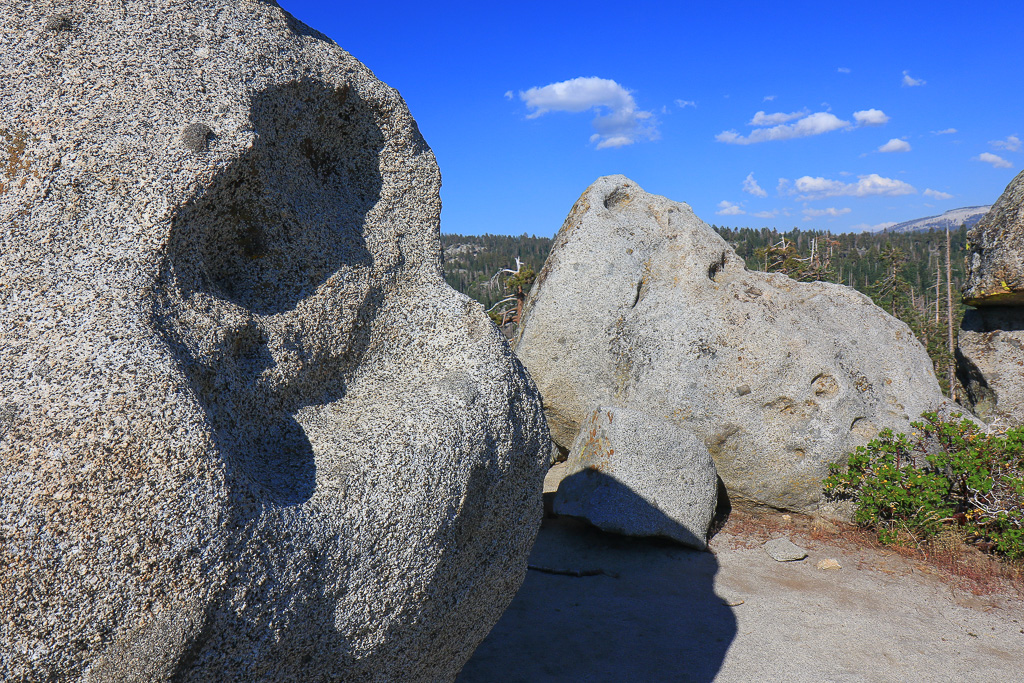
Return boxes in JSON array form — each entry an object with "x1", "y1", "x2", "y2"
[
  {"x1": 924, "y1": 188, "x2": 953, "y2": 200},
  {"x1": 716, "y1": 200, "x2": 745, "y2": 216},
  {"x1": 717, "y1": 111, "x2": 849, "y2": 145},
  {"x1": 519, "y1": 76, "x2": 658, "y2": 149},
  {"x1": 853, "y1": 109, "x2": 889, "y2": 126},
  {"x1": 742, "y1": 172, "x2": 767, "y2": 197},
  {"x1": 902, "y1": 70, "x2": 926, "y2": 87},
  {"x1": 588, "y1": 134, "x2": 632, "y2": 149},
  {"x1": 803, "y1": 207, "x2": 852, "y2": 218},
  {"x1": 991, "y1": 135, "x2": 1021, "y2": 152},
  {"x1": 751, "y1": 209, "x2": 779, "y2": 219},
  {"x1": 837, "y1": 67, "x2": 851, "y2": 74},
  {"x1": 763, "y1": 95, "x2": 776, "y2": 101},
  {"x1": 748, "y1": 110, "x2": 808, "y2": 126},
  {"x1": 975, "y1": 152, "x2": 1013, "y2": 168},
  {"x1": 675, "y1": 99, "x2": 696, "y2": 109},
  {"x1": 785, "y1": 173, "x2": 916, "y2": 200},
  {"x1": 932, "y1": 128, "x2": 957, "y2": 135},
  {"x1": 521, "y1": 77, "x2": 631, "y2": 116},
  {"x1": 878, "y1": 138, "x2": 911, "y2": 153},
  {"x1": 504, "y1": 90, "x2": 514, "y2": 100}
]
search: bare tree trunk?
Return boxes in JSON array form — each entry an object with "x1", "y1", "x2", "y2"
[
  {"x1": 946, "y1": 225, "x2": 956, "y2": 399},
  {"x1": 935, "y1": 267, "x2": 941, "y2": 326}
]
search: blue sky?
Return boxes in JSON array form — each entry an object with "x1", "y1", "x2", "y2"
[{"x1": 279, "y1": 1, "x2": 1023, "y2": 236}]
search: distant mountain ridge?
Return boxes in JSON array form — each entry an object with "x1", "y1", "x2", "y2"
[{"x1": 882, "y1": 206, "x2": 991, "y2": 234}]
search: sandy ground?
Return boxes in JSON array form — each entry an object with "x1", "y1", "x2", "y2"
[{"x1": 457, "y1": 468, "x2": 1024, "y2": 682}]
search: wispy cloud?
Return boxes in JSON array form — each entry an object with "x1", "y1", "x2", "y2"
[
  {"x1": 751, "y1": 209, "x2": 780, "y2": 219},
  {"x1": 991, "y1": 135, "x2": 1021, "y2": 152},
  {"x1": 803, "y1": 207, "x2": 851, "y2": 219},
  {"x1": 975, "y1": 152, "x2": 1013, "y2": 168},
  {"x1": 902, "y1": 70, "x2": 926, "y2": 87},
  {"x1": 748, "y1": 110, "x2": 808, "y2": 126},
  {"x1": 763, "y1": 95, "x2": 776, "y2": 102},
  {"x1": 716, "y1": 200, "x2": 745, "y2": 216},
  {"x1": 717, "y1": 111, "x2": 849, "y2": 145},
  {"x1": 878, "y1": 138, "x2": 911, "y2": 153},
  {"x1": 837, "y1": 67, "x2": 851, "y2": 74},
  {"x1": 519, "y1": 76, "x2": 658, "y2": 149},
  {"x1": 924, "y1": 188, "x2": 953, "y2": 200},
  {"x1": 784, "y1": 174, "x2": 916, "y2": 200},
  {"x1": 675, "y1": 99, "x2": 696, "y2": 109},
  {"x1": 853, "y1": 109, "x2": 889, "y2": 126},
  {"x1": 504, "y1": 90, "x2": 514, "y2": 100},
  {"x1": 931, "y1": 128, "x2": 957, "y2": 135},
  {"x1": 742, "y1": 172, "x2": 767, "y2": 197}
]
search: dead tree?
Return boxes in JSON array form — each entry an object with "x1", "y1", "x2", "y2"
[
  {"x1": 485, "y1": 257, "x2": 532, "y2": 328},
  {"x1": 945, "y1": 225, "x2": 956, "y2": 399}
]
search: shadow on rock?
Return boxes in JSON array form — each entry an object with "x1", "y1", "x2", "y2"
[
  {"x1": 961, "y1": 306, "x2": 1024, "y2": 333},
  {"x1": 554, "y1": 463, "x2": 714, "y2": 550},
  {"x1": 144, "y1": 77, "x2": 386, "y2": 678},
  {"x1": 458, "y1": 511, "x2": 737, "y2": 682},
  {"x1": 153, "y1": 77, "x2": 384, "y2": 509}
]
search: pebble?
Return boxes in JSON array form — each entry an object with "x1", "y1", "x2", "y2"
[{"x1": 763, "y1": 537, "x2": 809, "y2": 562}]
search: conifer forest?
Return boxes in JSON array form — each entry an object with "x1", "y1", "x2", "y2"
[{"x1": 442, "y1": 225, "x2": 972, "y2": 394}]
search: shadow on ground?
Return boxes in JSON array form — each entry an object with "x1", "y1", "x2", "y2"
[{"x1": 457, "y1": 514, "x2": 736, "y2": 682}]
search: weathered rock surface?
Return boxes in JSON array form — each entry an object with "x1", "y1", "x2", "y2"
[
  {"x1": 956, "y1": 307, "x2": 1024, "y2": 425},
  {"x1": 515, "y1": 175, "x2": 948, "y2": 513},
  {"x1": 963, "y1": 169, "x2": 1024, "y2": 306},
  {"x1": 553, "y1": 406, "x2": 718, "y2": 549},
  {"x1": 0, "y1": 2, "x2": 548, "y2": 681}
]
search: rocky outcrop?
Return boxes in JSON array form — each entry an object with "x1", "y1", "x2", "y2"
[
  {"x1": 963, "y1": 169, "x2": 1024, "y2": 306},
  {"x1": 0, "y1": 2, "x2": 548, "y2": 681},
  {"x1": 956, "y1": 171, "x2": 1024, "y2": 426},
  {"x1": 515, "y1": 175, "x2": 948, "y2": 513},
  {"x1": 553, "y1": 406, "x2": 718, "y2": 549},
  {"x1": 957, "y1": 309, "x2": 1024, "y2": 425}
]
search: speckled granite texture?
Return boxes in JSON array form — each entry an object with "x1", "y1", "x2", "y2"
[
  {"x1": 0, "y1": 2, "x2": 548, "y2": 680},
  {"x1": 515, "y1": 176, "x2": 949, "y2": 513},
  {"x1": 553, "y1": 406, "x2": 718, "y2": 550},
  {"x1": 963, "y1": 169, "x2": 1024, "y2": 306}
]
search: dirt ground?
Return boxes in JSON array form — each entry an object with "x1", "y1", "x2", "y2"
[{"x1": 457, "y1": 469, "x2": 1024, "y2": 682}]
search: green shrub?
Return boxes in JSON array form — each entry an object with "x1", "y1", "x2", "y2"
[{"x1": 825, "y1": 412, "x2": 1024, "y2": 559}]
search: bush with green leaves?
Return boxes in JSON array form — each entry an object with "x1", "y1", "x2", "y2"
[{"x1": 824, "y1": 412, "x2": 1024, "y2": 559}]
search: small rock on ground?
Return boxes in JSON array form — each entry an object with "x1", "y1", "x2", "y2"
[{"x1": 763, "y1": 538, "x2": 808, "y2": 562}]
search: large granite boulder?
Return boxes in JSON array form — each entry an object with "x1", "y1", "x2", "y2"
[
  {"x1": 0, "y1": 2, "x2": 548, "y2": 681},
  {"x1": 963, "y1": 169, "x2": 1024, "y2": 306},
  {"x1": 956, "y1": 308, "x2": 1024, "y2": 426},
  {"x1": 553, "y1": 406, "x2": 718, "y2": 549},
  {"x1": 957, "y1": 170, "x2": 1024, "y2": 427},
  {"x1": 515, "y1": 175, "x2": 948, "y2": 513}
]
